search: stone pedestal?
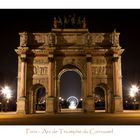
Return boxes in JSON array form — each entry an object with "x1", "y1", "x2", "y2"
[
  {"x1": 16, "y1": 97, "x2": 27, "y2": 114},
  {"x1": 112, "y1": 96, "x2": 123, "y2": 112},
  {"x1": 46, "y1": 97, "x2": 56, "y2": 113},
  {"x1": 84, "y1": 96, "x2": 94, "y2": 112}
]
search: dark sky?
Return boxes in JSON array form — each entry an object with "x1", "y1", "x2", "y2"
[
  {"x1": 60, "y1": 71, "x2": 82, "y2": 99},
  {"x1": 0, "y1": 9, "x2": 140, "y2": 98}
]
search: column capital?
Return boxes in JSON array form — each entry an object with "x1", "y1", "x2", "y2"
[
  {"x1": 86, "y1": 54, "x2": 92, "y2": 62},
  {"x1": 112, "y1": 57, "x2": 119, "y2": 62},
  {"x1": 20, "y1": 54, "x2": 27, "y2": 62},
  {"x1": 48, "y1": 57, "x2": 54, "y2": 62},
  {"x1": 86, "y1": 57, "x2": 92, "y2": 62},
  {"x1": 20, "y1": 56, "x2": 27, "y2": 62}
]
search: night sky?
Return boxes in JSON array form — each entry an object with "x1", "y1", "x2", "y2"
[
  {"x1": 60, "y1": 71, "x2": 82, "y2": 99},
  {"x1": 0, "y1": 9, "x2": 140, "y2": 99}
]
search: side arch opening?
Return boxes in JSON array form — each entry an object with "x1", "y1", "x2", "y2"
[
  {"x1": 94, "y1": 87, "x2": 105, "y2": 111},
  {"x1": 30, "y1": 84, "x2": 47, "y2": 113}
]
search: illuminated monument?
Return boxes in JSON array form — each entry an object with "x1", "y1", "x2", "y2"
[{"x1": 15, "y1": 16, "x2": 124, "y2": 114}]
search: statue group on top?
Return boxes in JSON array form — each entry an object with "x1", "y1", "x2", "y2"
[{"x1": 53, "y1": 14, "x2": 86, "y2": 29}]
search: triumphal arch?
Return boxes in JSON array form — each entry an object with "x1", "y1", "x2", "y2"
[{"x1": 15, "y1": 16, "x2": 124, "y2": 114}]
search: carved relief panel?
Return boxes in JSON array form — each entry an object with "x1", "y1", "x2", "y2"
[
  {"x1": 33, "y1": 57, "x2": 48, "y2": 76},
  {"x1": 30, "y1": 57, "x2": 49, "y2": 86},
  {"x1": 92, "y1": 66, "x2": 106, "y2": 75},
  {"x1": 92, "y1": 57, "x2": 112, "y2": 76},
  {"x1": 56, "y1": 57, "x2": 87, "y2": 77},
  {"x1": 56, "y1": 33, "x2": 86, "y2": 46},
  {"x1": 32, "y1": 78, "x2": 48, "y2": 86},
  {"x1": 33, "y1": 66, "x2": 48, "y2": 75}
]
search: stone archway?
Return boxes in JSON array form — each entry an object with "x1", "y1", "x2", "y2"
[
  {"x1": 57, "y1": 66, "x2": 83, "y2": 112},
  {"x1": 94, "y1": 87, "x2": 105, "y2": 111},
  {"x1": 94, "y1": 84, "x2": 109, "y2": 112},
  {"x1": 36, "y1": 87, "x2": 46, "y2": 112},
  {"x1": 29, "y1": 84, "x2": 47, "y2": 113},
  {"x1": 16, "y1": 26, "x2": 124, "y2": 114}
]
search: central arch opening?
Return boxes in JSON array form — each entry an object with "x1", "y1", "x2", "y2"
[{"x1": 59, "y1": 70, "x2": 82, "y2": 112}]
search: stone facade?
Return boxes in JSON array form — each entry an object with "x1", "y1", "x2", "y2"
[{"x1": 15, "y1": 28, "x2": 124, "y2": 114}]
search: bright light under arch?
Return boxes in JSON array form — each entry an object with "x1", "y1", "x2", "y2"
[{"x1": 67, "y1": 96, "x2": 79, "y2": 109}]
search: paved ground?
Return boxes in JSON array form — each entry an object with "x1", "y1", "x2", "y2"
[{"x1": 1, "y1": 111, "x2": 140, "y2": 125}]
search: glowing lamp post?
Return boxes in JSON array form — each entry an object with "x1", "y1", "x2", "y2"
[
  {"x1": 130, "y1": 85, "x2": 139, "y2": 110},
  {"x1": 2, "y1": 86, "x2": 12, "y2": 99},
  {"x1": 1, "y1": 86, "x2": 12, "y2": 111}
]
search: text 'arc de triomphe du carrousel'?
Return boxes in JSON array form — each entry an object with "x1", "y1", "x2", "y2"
[{"x1": 15, "y1": 15, "x2": 124, "y2": 114}]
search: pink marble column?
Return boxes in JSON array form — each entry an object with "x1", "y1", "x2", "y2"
[
  {"x1": 20, "y1": 57, "x2": 27, "y2": 97},
  {"x1": 48, "y1": 56, "x2": 54, "y2": 97},
  {"x1": 112, "y1": 56, "x2": 119, "y2": 97},
  {"x1": 86, "y1": 56, "x2": 92, "y2": 96}
]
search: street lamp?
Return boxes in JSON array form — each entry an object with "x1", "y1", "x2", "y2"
[
  {"x1": 1, "y1": 86, "x2": 12, "y2": 111},
  {"x1": 2, "y1": 86, "x2": 12, "y2": 99},
  {"x1": 129, "y1": 85, "x2": 139, "y2": 110}
]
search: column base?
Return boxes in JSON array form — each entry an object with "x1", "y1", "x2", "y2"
[
  {"x1": 46, "y1": 97, "x2": 56, "y2": 113},
  {"x1": 84, "y1": 96, "x2": 95, "y2": 112},
  {"x1": 111, "y1": 96, "x2": 123, "y2": 113},
  {"x1": 16, "y1": 97, "x2": 27, "y2": 114}
]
